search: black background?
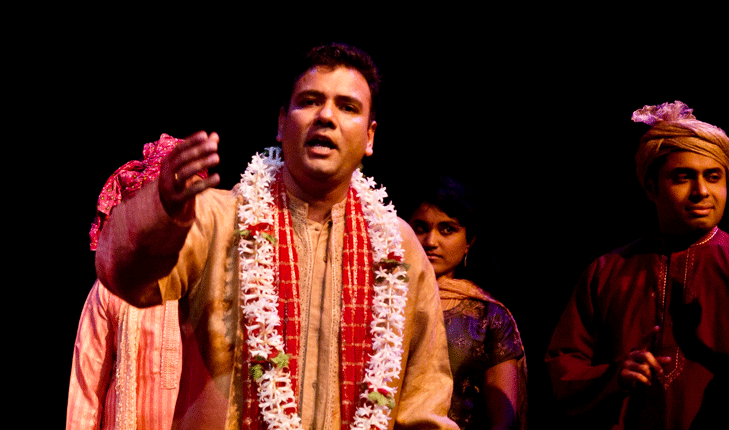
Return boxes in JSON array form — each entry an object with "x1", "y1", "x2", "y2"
[{"x1": 16, "y1": 8, "x2": 727, "y2": 428}]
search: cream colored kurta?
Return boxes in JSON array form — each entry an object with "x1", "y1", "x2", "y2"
[
  {"x1": 290, "y1": 194, "x2": 344, "y2": 429},
  {"x1": 96, "y1": 179, "x2": 459, "y2": 430}
]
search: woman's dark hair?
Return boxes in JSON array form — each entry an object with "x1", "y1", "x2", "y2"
[{"x1": 412, "y1": 175, "x2": 478, "y2": 242}]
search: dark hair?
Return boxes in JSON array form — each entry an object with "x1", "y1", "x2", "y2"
[
  {"x1": 411, "y1": 176, "x2": 478, "y2": 242},
  {"x1": 407, "y1": 175, "x2": 493, "y2": 284},
  {"x1": 282, "y1": 43, "x2": 381, "y2": 121}
]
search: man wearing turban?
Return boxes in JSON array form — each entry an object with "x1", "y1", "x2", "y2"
[{"x1": 545, "y1": 101, "x2": 729, "y2": 429}]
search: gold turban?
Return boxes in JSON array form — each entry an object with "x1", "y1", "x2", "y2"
[{"x1": 632, "y1": 101, "x2": 729, "y2": 190}]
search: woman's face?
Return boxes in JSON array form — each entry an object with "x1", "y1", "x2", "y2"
[{"x1": 408, "y1": 203, "x2": 472, "y2": 280}]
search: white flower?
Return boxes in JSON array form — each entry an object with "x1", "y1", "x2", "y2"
[{"x1": 236, "y1": 148, "x2": 409, "y2": 429}]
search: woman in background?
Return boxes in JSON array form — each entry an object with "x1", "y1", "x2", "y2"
[{"x1": 407, "y1": 176, "x2": 527, "y2": 430}]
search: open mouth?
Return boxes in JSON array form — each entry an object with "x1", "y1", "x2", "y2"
[{"x1": 306, "y1": 136, "x2": 336, "y2": 150}]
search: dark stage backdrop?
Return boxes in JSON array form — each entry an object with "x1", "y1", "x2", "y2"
[{"x1": 28, "y1": 15, "x2": 726, "y2": 429}]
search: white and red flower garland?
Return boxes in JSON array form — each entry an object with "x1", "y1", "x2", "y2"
[{"x1": 235, "y1": 147, "x2": 409, "y2": 430}]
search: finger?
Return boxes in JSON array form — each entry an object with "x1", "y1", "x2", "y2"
[
  {"x1": 185, "y1": 174, "x2": 220, "y2": 197},
  {"x1": 163, "y1": 133, "x2": 220, "y2": 197},
  {"x1": 158, "y1": 132, "x2": 219, "y2": 218},
  {"x1": 654, "y1": 355, "x2": 672, "y2": 372},
  {"x1": 165, "y1": 131, "x2": 210, "y2": 170},
  {"x1": 169, "y1": 172, "x2": 220, "y2": 202},
  {"x1": 170, "y1": 134, "x2": 220, "y2": 179},
  {"x1": 172, "y1": 171, "x2": 184, "y2": 193},
  {"x1": 644, "y1": 352, "x2": 666, "y2": 375},
  {"x1": 625, "y1": 354, "x2": 652, "y2": 375},
  {"x1": 176, "y1": 151, "x2": 220, "y2": 184},
  {"x1": 175, "y1": 130, "x2": 215, "y2": 154},
  {"x1": 632, "y1": 350, "x2": 665, "y2": 374},
  {"x1": 636, "y1": 325, "x2": 661, "y2": 350},
  {"x1": 621, "y1": 368, "x2": 652, "y2": 387}
]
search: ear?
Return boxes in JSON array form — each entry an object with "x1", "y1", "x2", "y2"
[
  {"x1": 467, "y1": 235, "x2": 477, "y2": 251},
  {"x1": 365, "y1": 120, "x2": 377, "y2": 157},
  {"x1": 276, "y1": 107, "x2": 286, "y2": 142},
  {"x1": 644, "y1": 178, "x2": 658, "y2": 203}
]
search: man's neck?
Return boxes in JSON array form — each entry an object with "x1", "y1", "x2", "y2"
[
  {"x1": 283, "y1": 168, "x2": 350, "y2": 224},
  {"x1": 656, "y1": 226, "x2": 718, "y2": 252}
]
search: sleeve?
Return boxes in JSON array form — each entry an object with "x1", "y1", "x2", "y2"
[
  {"x1": 393, "y1": 219, "x2": 460, "y2": 430},
  {"x1": 95, "y1": 178, "x2": 213, "y2": 308},
  {"x1": 544, "y1": 260, "x2": 625, "y2": 415},
  {"x1": 483, "y1": 302, "x2": 525, "y2": 369},
  {"x1": 66, "y1": 281, "x2": 117, "y2": 430}
]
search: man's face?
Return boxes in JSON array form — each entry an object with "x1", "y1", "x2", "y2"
[
  {"x1": 277, "y1": 65, "x2": 376, "y2": 190},
  {"x1": 648, "y1": 151, "x2": 727, "y2": 238}
]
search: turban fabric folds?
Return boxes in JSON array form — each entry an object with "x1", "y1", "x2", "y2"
[
  {"x1": 632, "y1": 101, "x2": 729, "y2": 190},
  {"x1": 89, "y1": 134, "x2": 208, "y2": 250}
]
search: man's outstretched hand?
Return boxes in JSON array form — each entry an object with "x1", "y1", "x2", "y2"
[{"x1": 159, "y1": 131, "x2": 221, "y2": 219}]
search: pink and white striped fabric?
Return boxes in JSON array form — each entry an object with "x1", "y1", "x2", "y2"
[{"x1": 66, "y1": 280, "x2": 181, "y2": 430}]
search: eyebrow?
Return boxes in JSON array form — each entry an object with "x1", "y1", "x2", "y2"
[
  {"x1": 294, "y1": 90, "x2": 365, "y2": 109},
  {"x1": 669, "y1": 167, "x2": 725, "y2": 176}
]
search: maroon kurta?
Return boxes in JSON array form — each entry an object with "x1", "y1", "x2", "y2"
[{"x1": 546, "y1": 228, "x2": 729, "y2": 429}]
